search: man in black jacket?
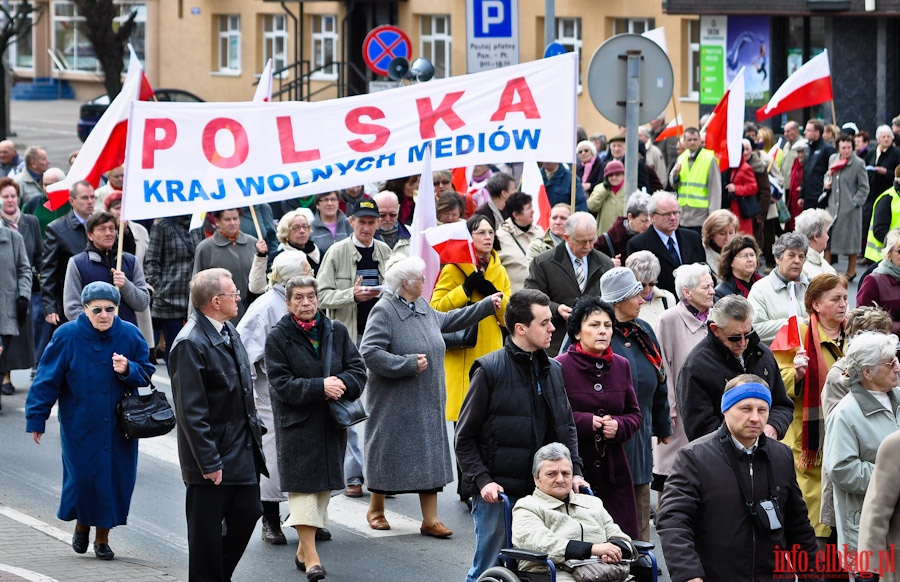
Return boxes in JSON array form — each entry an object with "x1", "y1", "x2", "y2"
[
  {"x1": 802, "y1": 119, "x2": 836, "y2": 209},
  {"x1": 456, "y1": 288, "x2": 586, "y2": 582},
  {"x1": 658, "y1": 374, "x2": 820, "y2": 582},
  {"x1": 40, "y1": 180, "x2": 92, "y2": 328},
  {"x1": 678, "y1": 294, "x2": 794, "y2": 442},
  {"x1": 170, "y1": 268, "x2": 266, "y2": 582}
]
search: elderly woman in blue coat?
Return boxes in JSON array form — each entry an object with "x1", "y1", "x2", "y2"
[{"x1": 25, "y1": 281, "x2": 154, "y2": 561}]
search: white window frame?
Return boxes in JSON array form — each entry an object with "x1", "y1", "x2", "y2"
[
  {"x1": 614, "y1": 18, "x2": 654, "y2": 35},
  {"x1": 685, "y1": 19, "x2": 700, "y2": 101},
  {"x1": 52, "y1": 1, "x2": 146, "y2": 73},
  {"x1": 7, "y1": 1, "x2": 34, "y2": 71},
  {"x1": 262, "y1": 14, "x2": 288, "y2": 78},
  {"x1": 310, "y1": 14, "x2": 337, "y2": 81},
  {"x1": 216, "y1": 14, "x2": 241, "y2": 75},
  {"x1": 556, "y1": 17, "x2": 582, "y2": 92},
  {"x1": 420, "y1": 15, "x2": 451, "y2": 80}
]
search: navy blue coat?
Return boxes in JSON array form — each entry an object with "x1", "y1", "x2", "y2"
[{"x1": 25, "y1": 314, "x2": 154, "y2": 527}]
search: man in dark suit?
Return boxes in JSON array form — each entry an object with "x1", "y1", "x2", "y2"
[
  {"x1": 525, "y1": 211, "x2": 614, "y2": 354},
  {"x1": 40, "y1": 180, "x2": 92, "y2": 328},
  {"x1": 170, "y1": 268, "x2": 266, "y2": 582},
  {"x1": 626, "y1": 191, "x2": 705, "y2": 296}
]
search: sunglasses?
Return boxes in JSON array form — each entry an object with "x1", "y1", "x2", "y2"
[
  {"x1": 90, "y1": 306, "x2": 116, "y2": 314},
  {"x1": 433, "y1": 179, "x2": 451, "y2": 186},
  {"x1": 725, "y1": 330, "x2": 756, "y2": 343}
]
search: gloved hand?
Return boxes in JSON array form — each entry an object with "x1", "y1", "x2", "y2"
[
  {"x1": 16, "y1": 297, "x2": 28, "y2": 326},
  {"x1": 474, "y1": 278, "x2": 499, "y2": 297},
  {"x1": 463, "y1": 271, "x2": 486, "y2": 296}
]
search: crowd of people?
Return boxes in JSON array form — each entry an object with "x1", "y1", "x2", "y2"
[{"x1": 4, "y1": 110, "x2": 900, "y2": 582}]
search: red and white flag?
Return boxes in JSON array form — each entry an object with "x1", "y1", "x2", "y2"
[
  {"x1": 411, "y1": 143, "x2": 441, "y2": 300},
  {"x1": 771, "y1": 281, "x2": 804, "y2": 351},
  {"x1": 655, "y1": 114, "x2": 683, "y2": 143},
  {"x1": 519, "y1": 161, "x2": 552, "y2": 231},
  {"x1": 705, "y1": 67, "x2": 746, "y2": 171},
  {"x1": 756, "y1": 50, "x2": 832, "y2": 122},
  {"x1": 46, "y1": 45, "x2": 153, "y2": 210},
  {"x1": 423, "y1": 220, "x2": 475, "y2": 266}
]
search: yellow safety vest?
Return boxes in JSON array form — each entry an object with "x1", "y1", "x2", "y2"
[
  {"x1": 677, "y1": 148, "x2": 716, "y2": 209},
  {"x1": 865, "y1": 186, "x2": 900, "y2": 262}
]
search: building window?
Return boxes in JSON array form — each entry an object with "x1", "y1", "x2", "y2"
[
  {"x1": 216, "y1": 14, "x2": 241, "y2": 74},
  {"x1": 311, "y1": 14, "x2": 337, "y2": 80},
  {"x1": 556, "y1": 17, "x2": 581, "y2": 88},
  {"x1": 420, "y1": 15, "x2": 450, "y2": 79},
  {"x1": 52, "y1": 1, "x2": 145, "y2": 72},
  {"x1": 685, "y1": 19, "x2": 700, "y2": 100},
  {"x1": 614, "y1": 18, "x2": 655, "y2": 35},
  {"x1": 8, "y1": 2, "x2": 34, "y2": 70},
  {"x1": 262, "y1": 14, "x2": 288, "y2": 75}
]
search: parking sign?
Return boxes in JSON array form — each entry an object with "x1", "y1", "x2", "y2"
[{"x1": 466, "y1": 0, "x2": 519, "y2": 73}]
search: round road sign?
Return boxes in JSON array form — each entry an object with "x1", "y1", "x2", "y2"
[
  {"x1": 586, "y1": 34, "x2": 674, "y2": 126},
  {"x1": 363, "y1": 25, "x2": 412, "y2": 77}
]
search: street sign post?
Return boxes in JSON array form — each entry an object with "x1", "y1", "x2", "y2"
[
  {"x1": 466, "y1": 0, "x2": 519, "y2": 73},
  {"x1": 363, "y1": 25, "x2": 412, "y2": 77}
]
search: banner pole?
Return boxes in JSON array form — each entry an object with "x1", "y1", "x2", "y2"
[
  {"x1": 248, "y1": 205, "x2": 264, "y2": 241},
  {"x1": 115, "y1": 219, "x2": 125, "y2": 271},
  {"x1": 830, "y1": 100, "x2": 837, "y2": 126},
  {"x1": 570, "y1": 163, "x2": 577, "y2": 208}
]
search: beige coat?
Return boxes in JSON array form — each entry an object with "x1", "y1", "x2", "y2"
[
  {"x1": 512, "y1": 488, "x2": 629, "y2": 581},
  {"x1": 858, "y1": 429, "x2": 900, "y2": 582},
  {"x1": 653, "y1": 301, "x2": 707, "y2": 476},
  {"x1": 496, "y1": 217, "x2": 543, "y2": 293},
  {"x1": 587, "y1": 181, "x2": 626, "y2": 235}
]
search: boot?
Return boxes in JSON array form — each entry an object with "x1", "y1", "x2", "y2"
[{"x1": 261, "y1": 515, "x2": 287, "y2": 545}]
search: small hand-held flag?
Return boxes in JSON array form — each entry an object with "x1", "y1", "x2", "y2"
[
  {"x1": 519, "y1": 161, "x2": 552, "y2": 231},
  {"x1": 423, "y1": 221, "x2": 476, "y2": 265},
  {"x1": 655, "y1": 114, "x2": 684, "y2": 143},
  {"x1": 410, "y1": 143, "x2": 441, "y2": 300},
  {"x1": 771, "y1": 281, "x2": 804, "y2": 351},
  {"x1": 705, "y1": 67, "x2": 746, "y2": 172}
]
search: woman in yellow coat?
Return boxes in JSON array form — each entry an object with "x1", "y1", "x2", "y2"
[
  {"x1": 431, "y1": 214, "x2": 510, "y2": 426},
  {"x1": 773, "y1": 273, "x2": 848, "y2": 542}
]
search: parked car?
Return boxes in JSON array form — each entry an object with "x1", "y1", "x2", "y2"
[{"x1": 77, "y1": 88, "x2": 204, "y2": 142}]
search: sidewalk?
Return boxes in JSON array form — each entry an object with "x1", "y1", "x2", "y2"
[{"x1": 0, "y1": 506, "x2": 182, "y2": 582}]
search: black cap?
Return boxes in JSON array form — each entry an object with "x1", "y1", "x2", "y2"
[{"x1": 350, "y1": 198, "x2": 380, "y2": 218}]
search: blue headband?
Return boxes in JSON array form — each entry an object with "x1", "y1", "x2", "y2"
[{"x1": 721, "y1": 382, "x2": 772, "y2": 413}]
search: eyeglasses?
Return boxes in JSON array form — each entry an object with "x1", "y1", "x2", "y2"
[
  {"x1": 290, "y1": 225, "x2": 310, "y2": 232},
  {"x1": 653, "y1": 210, "x2": 681, "y2": 218},
  {"x1": 735, "y1": 250, "x2": 758, "y2": 260},
  {"x1": 217, "y1": 290, "x2": 241, "y2": 299},
  {"x1": 89, "y1": 306, "x2": 116, "y2": 314},
  {"x1": 571, "y1": 237, "x2": 595, "y2": 245},
  {"x1": 725, "y1": 330, "x2": 756, "y2": 343},
  {"x1": 379, "y1": 212, "x2": 399, "y2": 219},
  {"x1": 433, "y1": 179, "x2": 451, "y2": 186},
  {"x1": 879, "y1": 358, "x2": 900, "y2": 368}
]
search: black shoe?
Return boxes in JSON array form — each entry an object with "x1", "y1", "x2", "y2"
[
  {"x1": 295, "y1": 556, "x2": 306, "y2": 571},
  {"x1": 306, "y1": 564, "x2": 326, "y2": 581},
  {"x1": 315, "y1": 527, "x2": 332, "y2": 541},
  {"x1": 1, "y1": 383, "x2": 13, "y2": 395},
  {"x1": 261, "y1": 515, "x2": 286, "y2": 545},
  {"x1": 72, "y1": 530, "x2": 89, "y2": 554},
  {"x1": 94, "y1": 543, "x2": 114, "y2": 560}
]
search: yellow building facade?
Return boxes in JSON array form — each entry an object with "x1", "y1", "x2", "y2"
[{"x1": 15, "y1": 0, "x2": 700, "y2": 135}]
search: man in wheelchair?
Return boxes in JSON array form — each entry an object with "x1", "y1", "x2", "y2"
[{"x1": 480, "y1": 443, "x2": 654, "y2": 582}]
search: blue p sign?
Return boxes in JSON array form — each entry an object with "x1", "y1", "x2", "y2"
[{"x1": 474, "y1": 0, "x2": 511, "y2": 37}]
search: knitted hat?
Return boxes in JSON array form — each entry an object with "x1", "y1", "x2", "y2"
[
  {"x1": 599, "y1": 267, "x2": 643, "y2": 304},
  {"x1": 81, "y1": 281, "x2": 121, "y2": 305},
  {"x1": 604, "y1": 160, "x2": 625, "y2": 177}
]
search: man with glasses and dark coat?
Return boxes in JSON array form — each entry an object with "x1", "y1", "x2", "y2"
[{"x1": 677, "y1": 294, "x2": 794, "y2": 443}]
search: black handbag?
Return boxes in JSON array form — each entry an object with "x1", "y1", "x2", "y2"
[
  {"x1": 116, "y1": 384, "x2": 176, "y2": 439},
  {"x1": 442, "y1": 314, "x2": 479, "y2": 350},
  {"x1": 322, "y1": 326, "x2": 367, "y2": 428},
  {"x1": 737, "y1": 195, "x2": 762, "y2": 219}
]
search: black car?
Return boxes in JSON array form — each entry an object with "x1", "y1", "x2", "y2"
[{"x1": 77, "y1": 88, "x2": 204, "y2": 142}]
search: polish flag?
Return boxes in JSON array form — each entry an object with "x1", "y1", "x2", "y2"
[
  {"x1": 451, "y1": 167, "x2": 469, "y2": 196},
  {"x1": 519, "y1": 161, "x2": 552, "y2": 231},
  {"x1": 705, "y1": 67, "x2": 746, "y2": 171},
  {"x1": 771, "y1": 281, "x2": 804, "y2": 351},
  {"x1": 46, "y1": 45, "x2": 153, "y2": 211},
  {"x1": 411, "y1": 143, "x2": 442, "y2": 300},
  {"x1": 189, "y1": 59, "x2": 274, "y2": 230},
  {"x1": 423, "y1": 220, "x2": 475, "y2": 266},
  {"x1": 655, "y1": 114, "x2": 683, "y2": 142},
  {"x1": 756, "y1": 50, "x2": 832, "y2": 122}
]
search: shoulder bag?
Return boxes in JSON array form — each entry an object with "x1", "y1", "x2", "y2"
[
  {"x1": 441, "y1": 264, "x2": 480, "y2": 350},
  {"x1": 117, "y1": 384, "x2": 176, "y2": 439},
  {"x1": 323, "y1": 326, "x2": 368, "y2": 428}
]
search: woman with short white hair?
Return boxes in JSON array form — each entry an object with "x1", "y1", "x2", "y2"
[
  {"x1": 576, "y1": 139, "x2": 602, "y2": 196},
  {"x1": 625, "y1": 250, "x2": 676, "y2": 330},
  {"x1": 360, "y1": 256, "x2": 502, "y2": 535},
  {"x1": 794, "y1": 208, "x2": 836, "y2": 279},
  {"x1": 824, "y1": 331, "x2": 900, "y2": 553}
]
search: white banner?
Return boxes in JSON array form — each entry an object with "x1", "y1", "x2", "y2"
[{"x1": 121, "y1": 52, "x2": 577, "y2": 221}]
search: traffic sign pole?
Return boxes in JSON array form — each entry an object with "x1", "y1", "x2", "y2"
[{"x1": 625, "y1": 51, "x2": 641, "y2": 197}]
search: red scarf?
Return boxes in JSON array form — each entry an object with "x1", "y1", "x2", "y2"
[
  {"x1": 800, "y1": 313, "x2": 828, "y2": 469},
  {"x1": 573, "y1": 341, "x2": 614, "y2": 364},
  {"x1": 828, "y1": 156, "x2": 850, "y2": 175},
  {"x1": 610, "y1": 180, "x2": 624, "y2": 194}
]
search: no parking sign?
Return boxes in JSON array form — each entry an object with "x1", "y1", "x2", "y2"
[{"x1": 363, "y1": 25, "x2": 412, "y2": 76}]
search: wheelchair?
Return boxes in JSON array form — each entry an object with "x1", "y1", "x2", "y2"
[{"x1": 476, "y1": 492, "x2": 658, "y2": 582}]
